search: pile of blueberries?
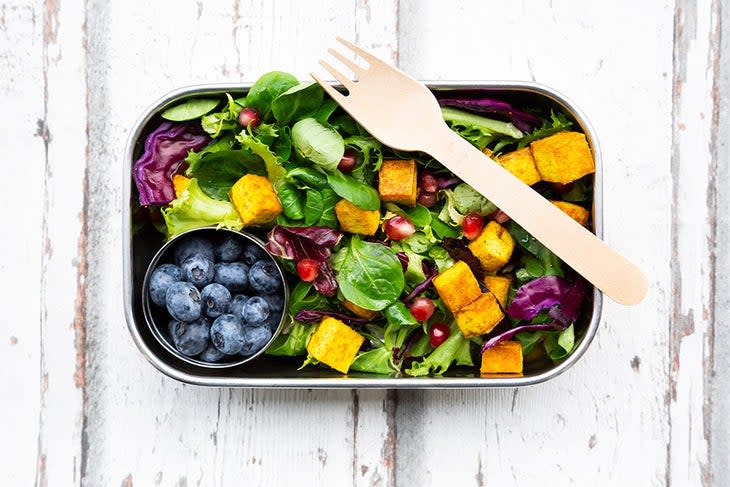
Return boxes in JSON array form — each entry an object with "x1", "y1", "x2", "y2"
[{"x1": 148, "y1": 233, "x2": 284, "y2": 363}]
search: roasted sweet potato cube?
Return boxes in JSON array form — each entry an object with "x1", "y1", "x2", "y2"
[
  {"x1": 491, "y1": 147, "x2": 541, "y2": 186},
  {"x1": 343, "y1": 299, "x2": 379, "y2": 321},
  {"x1": 551, "y1": 200, "x2": 590, "y2": 226},
  {"x1": 335, "y1": 199, "x2": 380, "y2": 236},
  {"x1": 531, "y1": 131, "x2": 595, "y2": 184},
  {"x1": 378, "y1": 159, "x2": 417, "y2": 206},
  {"x1": 483, "y1": 275, "x2": 512, "y2": 308},
  {"x1": 468, "y1": 221, "x2": 515, "y2": 272},
  {"x1": 454, "y1": 292, "x2": 505, "y2": 338},
  {"x1": 432, "y1": 261, "x2": 482, "y2": 312},
  {"x1": 306, "y1": 317, "x2": 365, "y2": 374},
  {"x1": 229, "y1": 174, "x2": 282, "y2": 226},
  {"x1": 480, "y1": 341, "x2": 523, "y2": 374},
  {"x1": 173, "y1": 174, "x2": 191, "y2": 197}
]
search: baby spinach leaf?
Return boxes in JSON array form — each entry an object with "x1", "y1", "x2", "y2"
[
  {"x1": 185, "y1": 135, "x2": 235, "y2": 175},
  {"x1": 326, "y1": 169, "x2": 380, "y2": 211},
  {"x1": 288, "y1": 281, "x2": 331, "y2": 315},
  {"x1": 161, "y1": 98, "x2": 219, "y2": 121},
  {"x1": 509, "y1": 221, "x2": 563, "y2": 278},
  {"x1": 383, "y1": 301, "x2": 420, "y2": 352},
  {"x1": 291, "y1": 118, "x2": 345, "y2": 171},
  {"x1": 272, "y1": 82, "x2": 324, "y2": 125},
  {"x1": 333, "y1": 236, "x2": 405, "y2": 311},
  {"x1": 452, "y1": 183, "x2": 497, "y2": 216},
  {"x1": 193, "y1": 149, "x2": 266, "y2": 200},
  {"x1": 276, "y1": 181, "x2": 305, "y2": 220},
  {"x1": 317, "y1": 188, "x2": 338, "y2": 228},
  {"x1": 266, "y1": 321, "x2": 316, "y2": 356},
  {"x1": 349, "y1": 347, "x2": 395, "y2": 375},
  {"x1": 313, "y1": 99, "x2": 339, "y2": 123},
  {"x1": 245, "y1": 71, "x2": 299, "y2": 119},
  {"x1": 303, "y1": 189, "x2": 324, "y2": 226}
]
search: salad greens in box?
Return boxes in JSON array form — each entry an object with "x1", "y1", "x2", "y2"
[{"x1": 132, "y1": 71, "x2": 596, "y2": 377}]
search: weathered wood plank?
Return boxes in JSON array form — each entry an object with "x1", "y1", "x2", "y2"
[
  {"x1": 396, "y1": 0, "x2": 675, "y2": 485},
  {"x1": 0, "y1": 2, "x2": 45, "y2": 486},
  {"x1": 669, "y1": 0, "x2": 719, "y2": 485},
  {"x1": 80, "y1": 1, "x2": 398, "y2": 486}
]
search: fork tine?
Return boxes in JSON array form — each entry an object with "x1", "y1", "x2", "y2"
[
  {"x1": 335, "y1": 36, "x2": 381, "y2": 65},
  {"x1": 327, "y1": 48, "x2": 366, "y2": 77},
  {"x1": 318, "y1": 59, "x2": 356, "y2": 90},
  {"x1": 310, "y1": 72, "x2": 347, "y2": 104}
]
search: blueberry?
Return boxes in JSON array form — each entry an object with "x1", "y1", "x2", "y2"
[
  {"x1": 241, "y1": 244, "x2": 268, "y2": 266},
  {"x1": 214, "y1": 234, "x2": 244, "y2": 262},
  {"x1": 263, "y1": 293, "x2": 284, "y2": 313},
  {"x1": 239, "y1": 326, "x2": 272, "y2": 356},
  {"x1": 228, "y1": 294, "x2": 250, "y2": 318},
  {"x1": 243, "y1": 296, "x2": 270, "y2": 325},
  {"x1": 173, "y1": 236, "x2": 214, "y2": 265},
  {"x1": 181, "y1": 254, "x2": 215, "y2": 289},
  {"x1": 249, "y1": 260, "x2": 282, "y2": 294},
  {"x1": 210, "y1": 314, "x2": 246, "y2": 355},
  {"x1": 199, "y1": 343, "x2": 226, "y2": 362},
  {"x1": 200, "y1": 283, "x2": 232, "y2": 318},
  {"x1": 214, "y1": 262, "x2": 249, "y2": 291},
  {"x1": 169, "y1": 318, "x2": 209, "y2": 356},
  {"x1": 165, "y1": 281, "x2": 202, "y2": 322},
  {"x1": 149, "y1": 264, "x2": 181, "y2": 306},
  {"x1": 262, "y1": 310, "x2": 283, "y2": 331}
]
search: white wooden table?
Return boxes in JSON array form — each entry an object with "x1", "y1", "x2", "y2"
[{"x1": 3, "y1": 1, "x2": 725, "y2": 485}]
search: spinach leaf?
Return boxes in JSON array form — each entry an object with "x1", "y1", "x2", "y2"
[
  {"x1": 544, "y1": 324, "x2": 575, "y2": 361},
  {"x1": 452, "y1": 183, "x2": 497, "y2": 216},
  {"x1": 276, "y1": 181, "x2": 305, "y2": 220},
  {"x1": 333, "y1": 236, "x2": 405, "y2": 311},
  {"x1": 193, "y1": 150, "x2": 266, "y2": 200},
  {"x1": 326, "y1": 170, "x2": 380, "y2": 211},
  {"x1": 349, "y1": 347, "x2": 395, "y2": 375},
  {"x1": 385, "y1": 203, "x2": 431, "y2": 228},
  {"x1": 288, "y1": 281, "x2": 331, "y2": 315},
  {"x1": 430, "y1": 215, "x2": 460, "y2": 239},
  {"x1": 318, "y1": 188, "x2": 338, "y2": 227},
  {"x1": 509, "y1": 221, "x2": 563, "y2": 278},
  {"x1": 185, "y1": 135, "x2": 236, "y2": 175},
  {"x1": 266, "y1": 321, "x2": 315, "y2": 356},
  {"x1": 245, "y1": 71, "x2": 299, "y2": 119},
  {"x1": 515, "y1": 331, "x2": 544, "y2": 355},
  {"x1": 331, "y1": 113, "x2": 360, "y2": 136},
  {"x1": 161, "y1": 98, "x2": 219, "y2": 121},
  {"x1": 291, "y1": 118, "x2": 345, "y2": 171},
  {"x1": 303, "y1": 189, "x2": 324, "y2": 226},
  {"x1": 271, "y1": 128, "x2": 292, "y2": 161},
  {"x1": 408, "y1": 332, "x2": 433, "y2": 357},
  {"x1": 313, "y1": 99, "x2": 339, "y2": 123},
  {"x1": 272, "y1": 82, "x2": 324, "y2": 125}
]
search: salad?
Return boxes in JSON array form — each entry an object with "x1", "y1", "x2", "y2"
[{"x1": 133, "y1": 71, "x2": 596, "y2": 377}]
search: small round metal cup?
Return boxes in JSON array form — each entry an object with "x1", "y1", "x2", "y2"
[{"x1": 141, "y1": 227, "x2": 289, "y2": 369}]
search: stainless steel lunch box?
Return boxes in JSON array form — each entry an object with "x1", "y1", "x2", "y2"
[{"x1": 123, "y1": 81, "x2": 603, "y2": 388}]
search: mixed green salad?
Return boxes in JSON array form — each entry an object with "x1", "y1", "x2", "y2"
[{"x1": 133, "y1": 71, "x2": 595, "y2": 377}]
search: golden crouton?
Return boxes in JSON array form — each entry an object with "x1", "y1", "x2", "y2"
[
  {"x1": 483, "y1": 275, "x2": 512, "y2": 308},
  {"x1": 468, "y1": 221, "x2": 515, "y2": 272},
  {"x1": 551, "y1": 200, "x2": 590, "y2": 226},
  {"x1": 454, "y1": 292, "x2": 505, "y2": 338},
  {"x1": 491, "y1": 147, "x2": 541, "y2": 186},
  {"x1": 378, "y1": 159, "x2": 417, "y2": 207},
  {"x1": 432, "y1": 261, "x2": 482, "y2": 312},
  {"x1": 335, "y1": 199, "x2": 380, "y2": 236},
  {"x1": 173, "y1": 174, "x2": 191, "y2": 197},
  {"x1": 531, "y1": 131, "x2": 594, "y2": 184},
  {"x1": 342, "y1": 299, "x2": 379, "y2": 321},
  {"x1": 229, "y1": 174, "x2": 282, "y2": 226},
  {"x1": 480, "y1": 341, "x2": 523, "y2": 374},
  {"x1": 306, "y1": 317, "x2": 365, "y2": 374}
]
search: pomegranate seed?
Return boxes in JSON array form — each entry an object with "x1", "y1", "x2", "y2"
[
  {"x1": 296, "y1": 259, "x2": 320, "y2": 282},
  {"x1": 337, "y1": 149, "x2": 358, "y2": 173},
  {"x1": 417, "y1": 191, "x2": 437, "y2": 208},
  {"x1": 409, "y1": 297, "x2": 435, "y2": 321},
  {"x1": 238, "y1": 108, "x2": 261, "y2": 128},
  {"x1": 429, "y1": 322, "x2": 450, "y2": 347},
  {"x1": 462, "y1": 213, "x2": 484, "y2": 240},
  {"x1": 419, "y1": 171, "x2": 438, "y2": 193},
  {"x1": 384, "y1": 215, "x2": 416, "y2": 241},
  {"x1": 494, "y1": 210, "x2": 510, "y2": 224}
]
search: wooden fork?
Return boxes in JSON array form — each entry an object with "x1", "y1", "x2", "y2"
[{"x1": 311, "y1": 37, "x2": 647, "y2": 305}]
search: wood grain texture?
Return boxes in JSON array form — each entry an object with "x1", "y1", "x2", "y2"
[{"x1": 4, "y1": 0, "x2": 727, "y2": 485}]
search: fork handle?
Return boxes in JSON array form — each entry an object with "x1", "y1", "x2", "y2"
[{"x1": 426, "y1": 125, "x2": 647, "y2": 305}]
